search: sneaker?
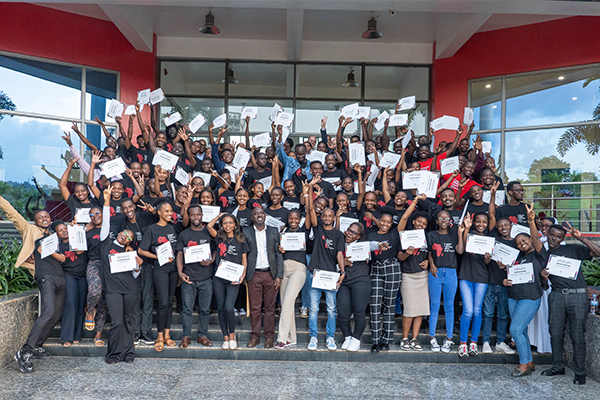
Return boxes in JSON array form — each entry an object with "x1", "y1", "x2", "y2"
[
  {"x1": 400, "y1": 338, "x2": 411, "y2": 351},
  {"x1": 134, "y1": 333, "x2": 141, "y2": 345},
  {"x1": 299, "y1": 307, "x2": 308, "y2": 319},
  {"x1": 229, "y1": 340, "x2": 237, "y2": 350},
  {"x1": 441, "y1": 339, "x2": 454, "y2": 353},
  {"x1": 284, "y1": 341, "x2": 296, "y2": 348},
  {"x1": 410, "y1": 338, "x2": 423, "y2": 351},
  {"x1": 14, "y1": 350, "x2": 33, "y2": 373},
  {"x1": 124, "y1": 354, "x2": 135, "y2": 364},
  {"x1": 430, "y1": 338, "x2": 440, "y2": 352},
  {"x1": 469, "y1": 342, "x2": 478, "y2": 356},
  {"x1": 341, "y1": 336, "x2": 352, "y2": 350},
  {"x1": 222, "y1": 341, "x2": 230, "y2": 350},
  {"x1": 458, "y1": 343, "x2": 469, "y2": 358},
  {"x1": 347, "y1": 337, "x2": 361, "y2": 352},
  {"x1": 31, "y1": 347, "x2": 50, "y2": 359},
  {"x1": 234, "y1": 308, "x2": 239, "y2": 317},
  {"x1": 326, "y1": 337, "x2": 337, "y2": 351},
  {"x1": 495, "y1": 341, "x2": 516, "y2": 354},
  {"x1": 141, "y1": 331, "x2": 155, "y2": 345},
  {"x1": 482, "y1": 342, "x2": 493, "y2": 354},
  {"x1": 274, "y1": 341, "x2": 286, "y2": 350},
  {"x1": 105, "y1": 358, "x2": 118, "y2": 365},
  {"x1": 307, "y1": 337, "x2": 318, "y2": 351},
  {"x1": 239, "y1": 308, "x2": 247, "y2": 316}
]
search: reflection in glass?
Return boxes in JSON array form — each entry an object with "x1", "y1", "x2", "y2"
[
  {"x1": 296, "y1": 64, "x2": 361, "y2": 99},
  {"x1": 365, "y1": 66, "x2": 429, "y2": 100},
  {"x1": 228, "y1": 63, "x2": 294, "y2": 98},
  {"x1": 85, "y1": 69, "x2": 118, "y2": 122},
  {"x1": 161, "y1": 61, "x2": 226, "y2": 96},
  {"x1": 470, "y1": 79, "x2": 501, "y2": 130},
  {"x1": 295, "y1": 100, "x2": 358, "y2": 136},
  {"x1": 228, "y1": 99, "x2": 293, "y2": 134},
  {"x1": 159, "y1": 97, "x2": 225, "y2": 134}
]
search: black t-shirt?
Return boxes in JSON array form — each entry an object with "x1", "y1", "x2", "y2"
[
  {"x1": 466, "y1": 201, "x2": 489, "y2": 216},
  {"x1": 426, "y1": 230, "x2": 458, "y2": 269},
  {"x1": 139, "y1": 223, "x2": 178, "y2": 271},
  {"x1": 487, "y1": 230, "x2": 514, "y2": 285},
  {"x1": 109, "y1": 198, "x2": 124, "y2": 217},
  {"x1": 281, "y1": 226, "x2": 308, "y2": 266},
  {"x1": 120, "y1": 176, "x2": 137, "y2": 199},
  {"x1": 246, "y1": 167, "x2": 272, "y2": 188},
  {"x1": 65, "y1": 194, "x2": 101, "y2": 222},
  {"x1": 235, "y1": 207, "x2": 254, "y2": 228},
  {"x1": 100, "y1": 240, "x2": 138, "y2": 294},
  {"x1": 459, "y1": 232, "x2": 491, "y2": 284},
  {"x1": 307, "y1": 221, "x2": 345, "y2": 273},
  {"x1": 342, "y1": 257, "x2": 370, "y2": 285},
  {"x1": 347, "y1": 192, "x2": 359, "y2": 214},
  {"x1": 496, "y1": 202, "x2": 528, "y2": 227},
  {"x1": 128, "y1": 145, "x2": 148, "y2": 164},
  {"x1": 86, "y1": 227, "x2": 102, "y2": 260},
  {"x1": 176, "y1": 226, "x2": 215, "y2": 282},
  {"x1": 391, "y1": 207, "x2": 407, "y2": 227},
  {"x1": 316, "y1": 181, "x2": 337, "y2": 201},
  {"x1": 548, "y1": 244, "x2": 592, "y2": 290},
  {"x1": 369, "y1": 230, "x2": 400, "y2": 263},
  {"x1": 59, "y1": 241, "x2": 87, "y2": 278},
  {"x1": 217, "y1": 190, "x2": 237, "y2": 213},
  {"x1": 282, "y1": 195, "x2": 303, "y2": 212},
  {"x1": 266, "y1": 206, "x2": 289, "y2": 226},
  {"x1": 358, "y1": 206, "x2": 381, "y2": 237},
  {"x1": 291, "y1": 160, "x2": 309, "y2": 196},
  {"x1": 33, "y1": 236, "x2": 64, "y2": 279},
  {"x1": 508, "y1": 247, "x2": 548, "y2": 300},
  {"x1": 322, "y1": 169, "x2": 348, "y2": 191},
  {"x1": 116, "y1": 212, "x2": 157, "y2": 250},
  {"x1": 215, "y1": 236, "x2": 250, "y2": 267}
]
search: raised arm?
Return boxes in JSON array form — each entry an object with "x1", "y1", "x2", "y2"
[
  {"x1": 487, "y1": 180, "x2": 500, "y2": 229},
  {"x1": 59, "y1": 158, "x2": 78, "y2": 201},
  {"x1": 206, "y1": 212, "x2": 223, "y2": 238},
  {"x1": 355, "y1": 164, "x2": 366, "y2": 210},
  {"x1": 87, "y1": 151, "x2": 103, "y2": 199},
  {"x1": 398, "y1": 193, "x2": 426, "y2": 231},
  {"x1": 445, "y1": 125, "x2": 464, "y2": 156},
  {"x1": 71, "y1": 122, "x2": 98, "y2": 153},
  {"x1": 307, "y1": 184, "x2": 318, "y2": 227},
  {"x1": 526, "y1": 204, "x2": 543, "y2": 253},
  {"x1": 93, "y1": 116, "x2": 111, "y2": 139},
  {"x1": 99, "y1": 186, "x2": 113, "y2": 241},
  {"x1": 244, "y1": 116, "x2": 251, "y2": 149},
  {"x1": 179, "y1": 126, "x2": 197, "y2": 168},
  {"x1": 382, "y1": 167, "x2": 392, "y2": 203}
]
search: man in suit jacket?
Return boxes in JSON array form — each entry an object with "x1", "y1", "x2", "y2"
[{"x1": 243, "y1": 207, "x2": 283, "y2": 348}]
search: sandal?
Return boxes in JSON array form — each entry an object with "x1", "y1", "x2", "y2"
[
  {"x1": 63, "y1": 342, "x2": 71, "y2": 347},
  {"x1": 164, "y1": 337, "x2": 176, "y2": 347},
  {"x1": 155, "y1": 339, "x2": 164, "y2": 352},
  {"x1": 94, "y1": 338, "x2": 105, "y2": 347},
  {"x1": 84, "y1": 310, "x2": 96, "y2": 331}
]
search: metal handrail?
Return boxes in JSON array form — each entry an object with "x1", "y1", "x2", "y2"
[{"x1": 521, "y1": 181, "x2": 600, "y2": 187}]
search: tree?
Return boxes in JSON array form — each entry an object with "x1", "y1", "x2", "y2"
[
  {"x1": 526, "y1": 155, "x2": 570, "y2": 183},
  {"x1": 0, "y1": 91, "x2": 17, "y2": 160}
]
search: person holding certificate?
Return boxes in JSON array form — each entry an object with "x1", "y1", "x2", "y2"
[
  {"x1": 175, "y1": 205, "x2": 216, "y2": 348},
  {"x1": 231, "y1": 186, "x2": 254, "y2": 228},
  {"x1": 207, "y1": 213, "x2": 249, "y2": 350},
  {"x1": 265, "y1": 187, "x2": 289, "y2": 228},
  {"x1": 542, "y1": 222, "x2": 600, "y2": 384},
  {"x1": 59, "y1": 158, "x2": 101, "y2": 221},
  {"x1": 138, "y1": 200, "x2": 179, "y2": 352},
  {"x1": 357, "y1": 180, "x2": 381, "y2": 237},
  {"x1": 500, "y1": 204, "x2": 548, "y2": 377}
]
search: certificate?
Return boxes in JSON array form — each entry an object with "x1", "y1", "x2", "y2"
[
  {"x1": 417, "y1": 172, "x2": 439, "y2": 199},
  {"x1": 224, "y1": 165, "x2": 239, "y2": 181},
  {"x1": 156, "y1": 241, "x2": 174, "y2": 266},
  {"x1": 341, "y1": 103, "x2": 359, "y2": 118},
  {"x1": 241, "y1": 107, "x2": 258, "y2": 120},
  {"x1": 482, "y1": 190, "x2": 505, "y2": 207},
  {"x1": 463, "y1": 107, "x2": 474, "y2": 125},
  {"x1": 366, "y1": 166, "x2": 379, "y2": 188},
  {"x1": 378, "y1": 152, "x2": 401, "y2": 169},
  {"x1": 68, "y1": 224, "x2": 87, "y2": 251},
  {"x1": 109, "y1": 251, "x2": 138, "y2": 273},
  {"x1": 137, "y1": 89, "x2": 151, "y2": 105},
  {"x1": 280, "y1": 232, "x2": 306, "y2": 251},
  {"x1": 357, "y1": 106, "x2": 371, "y2": 119},
  {"x1": 152, "y1": 149, "x2": 178, "y2": 172},
  {"x1": 346, "y1": 241, "x2": 371, "y2": 261},
  {"x1": 348, "y1": 143, "x2": 366, "y2": 166},
  {"x1": 184, "y1": 243, "x2": 211, "y2": 264},
  {"x1": 188, "y1": 113, "x2": 207, "y2": 133},
  {"x1": 275, "y1": 112, "x2": 294, "y2": 127},
  {"x1": 547, "y1": 255, "x2": 581, "y2": 280},
  {"x1": 100, "y1": 157, "x2": 127, "y2": 178},
  {"x1": 265, "y1": 214, "x2": 286, "y2": 231},
  {"x1": 251, "y1": 132, "x2": 272, "y2": 147},
  {"x1": 175, "y1": 167, "x2": 190, "y2": 185},
  {"x1": 200, "y1": 205, "x2": 221, "y2": 223},
  {"x1": 400, "y1": 229, "x2": 427, "y2": 250},
  {"x1": 430, "y1": 115, "x2": 460, "y2": 131},
  {"x1": 75, "y1": 208, "x2": 91, "y2": 224},
  {"x1": 459, "y1": 200, "x2": 469, "y2": 226},
  {"x1": 466, "y1": 234, "x2": 495, "y2": 255},
  {"x1": 231, "y1": 148, "x2": 251, "y2": 171},
  {"x1": 149, "y1": 88, "x2": 165, "y2": 105},
  {"x1": 482, "y1": 141, "x2": 492, "y2": 155},
  {"x1": 402, "y1": 171, "x2": 424, "y2": 189},
  {"x1": 491, "y1": 241, "x2": 519, "y2": 266},
  {"x1": 283, "y1": 201, "x2": 300, "y2": 211},
  {"x1": 338, "y1": 216, "x2": 359, "y2": 233},
  {"x1": 388, "y1": 114, "x2": 408, "y2": 127},
  {"x1": 507, "y1": 263, "x2": 534, "y2": 284},
  {"x1": 373, "y1": 111, "x2": 389, "y2": 131},
  {"x1": 215, "y1": 260, "x2": 245, "y2": 283},
  {"x1": 40, "y1": 233, "x2": 59, "y2": 259},
  {"x1": 193, "y1": 171, "x2": 212, "y2": 186},
  {"x1": 398, "y1": 95, "x2": 416, "y2": 111},
  {"x1": 440, "y1": 156, "x2": 460, "y2": 176},
  {"x1": 258, "y1": 176, "x2": 272, "y2": 191},
  {"x1": 107, "y1": 99, "x2": 124, "y2": 119},
  {"x1": 510, "y1": 223, "x2": 530, "y2": 239},
  {"x1": 308, "y1": 150, "x2": 327, "y2": 165},
  {"x1": 322, "y1": 177, "x2": 342, "y2": 192},
  {"x1": 163, "y1": 112, "x2": 182, "y2": 127},
  {"x1": 124, "y1": 105, "x2": 136, "y2": 115},
  {"x1": 212, "y1": 113, "x2": 227, "y2": 129},
  {"x1": 311, "y1": 270, "x2": 340, "y2": 291},
  {"x1": 269, "y1": 103, "x2": 283, "y2": 121}
]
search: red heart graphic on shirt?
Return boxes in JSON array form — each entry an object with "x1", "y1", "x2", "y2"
[
  {"x1": 157, "y1": 236, "x2": 168, "y2": 244},
  {"x1": 188, "y1": 241, "x2": 198, "y2": 247},
  {"x1": 509, "y1": 216, "x2": 518, "y2": 224}
]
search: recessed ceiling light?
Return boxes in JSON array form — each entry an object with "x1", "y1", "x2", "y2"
[
  {"x1": 558, "y1": 76, "x2": 565, "y2": 80},
  {"x1": 572, "y1": 97, "x2": 577, "y2": 100},
  {"x1": 492, "y1": 105, "x2": 497, "y2": 109},
  {"x1": 485, "y1": 84, "x2": 491, "y2": 88}
]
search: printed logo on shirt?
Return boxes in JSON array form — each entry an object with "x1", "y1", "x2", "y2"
[
  {"x1": 136, "y1": 154, "x2": 144, "y2": 163},
  {"x1": 218, "y1": 242, "x2": 227, "y2": 256},
  {"x1": 188, "y1": 240, "x2": 198, "y2": 247},
  {"x1": 185, "y1": 159, "x2": 190, "y2": 166},
  {"x1": 157, "y1": 236, "x2": 168, "y2": 244},
  {"x1": 432, "y1": 243, "x2": 443, "y2": 257},
  {"x1": 509, "y1": 216, "x2": 518, "y2": 224},
  {"x1": 65, "y1": 251, "x2": 77, "y2": 262},
  {"x1": 323, "y1": 235, "x2": 335, "y2": 250},
  {"x1": 124, "y1": 187, "x2": 134, "y2": 198},
  {"x1": 109, "y1": 249, "x2": 119, "y2": 254},
  {"x1": 92, "y1": 234, "x2": 100, "y2": 240},
  {"x1": 219, "y1": 196, "x2": 229, "y2": 207}
]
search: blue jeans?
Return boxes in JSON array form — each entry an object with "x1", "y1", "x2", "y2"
[
  {"x1": 508, "y1": 297, "x2": 541, "y2": 365},
  {"x1": 428, "y1": 268, "x2": 458, "y2": 339},
  {"x1": 181, "y1": 278, "x2": 213, "y2": 338},
  {"x1": 307, "y1": 272, "x2": 337, "y2": 339},
  {"x1": 301, "y1": 255, "x2": 311, "y2": 308},
  {"x1": 459, "y1": 280, "x2": 488, "y2": 343},
  {"x1": 481, "y1": 285, "x2": 509, "y2": 344}
]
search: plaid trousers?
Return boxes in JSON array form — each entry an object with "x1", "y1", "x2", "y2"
[{"x1": 370, "y1": 260, "x2": 401, "y2": 344}]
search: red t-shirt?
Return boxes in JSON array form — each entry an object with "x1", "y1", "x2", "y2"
[{"x1": 418, "y1": 152, "x2": 447, "y2": 172}]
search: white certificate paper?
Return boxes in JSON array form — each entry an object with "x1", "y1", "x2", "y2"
[
  {"x1": 346, "y1": 241, "x2": 371, "y2": 261},
  {"x1": 152, "y1": 149, "x2": 179, "y2": 172},
  {"x1": 357, "y1": 107, "x2": 371, "y2": 119},
  {"x1": 68, "y1": 224, "x2": 87, "y2": 251},
  {"x1": 193, "y1": 171, "x2": 212, "y2": 185},
  {"x1": 265, "y1": 214, "x2": 286, "y2": 231},
  {"x1": 338, "y1": 216, "x2": 359, "y2": 233},
  {"x1": 348, "y1": 143, "x2": 366, "y2": 166},
  {"x1": 75, "y1": 208, "x2": 91, "y2": 224},
  {"x1": 466, "y1": 234, "x2": 495, "y2": 255},
  {"x1": 416, "y1": 172, "x2": 439, "y2": 199},
  {"x1": 280, "y1": 232, "x2": 306, "y2": 251},
  {"x1": 184, "y1": 243, "x2": 211, "y2": 264},
  {"x1": 463, "y1": 107, "x2": 474, "y2": 125},
  {"x1": 510, "y1": 224, "x2": 531, "y2": 239},
  {"x1": 366, "y1": 166, "x2": 379, "y2": 188},
  {"x1": 200, "y1": 205, "x2": 221, "y2": 223},
  {"x1": 491, "y1": 241, "x2": 519, "y2": 266},
  {"x1": 156, "y1": 242, "x2": 174, "y2": 266},
  {"x1": 107, "y1": 100, "x2": 124, "y2": 119},
  {"x1": 547, "y1": 255, "x2": 581, "y2": 280},
  {"x1": 440, "y1": 156, "x2": 460, "y2": 176},
  {"x1": 124, "y1": 105, "x2": 136, "y2": 115},
  {"x1": 231, "y1": 147, "x2": 251, "y2": 170},
  {"x1": 258, "y1": 176, "x2": 272, "y2": 191},
  {"x1": 373, "y1": 111, "x2": 390, "y2": 131},
  {"x1": 275, "y1": 112, "x2": 294, "y2": 127},
  {"x1": 215, "y1": 260, "x2": 245, "y2": 282},
  {"x1": 398, "y1": 95, "x2": 416, "y2": 111},
  {"x1": 269, "y1": 103, "x2": 283, "y2": 121},
  {"x1": 241, "y1": 107, "x2": 258, "y2": 120},
  {"x1": 137, "y1": 89, "x2": 151, "y2": 105},
  {"x1": 251, "y1": 132, "x2": 272, "y2": 148},
  {"x1": 388, "y1": 114, "x2": 408, "y2": 127},
  {"x1": 482, "y1": 141, "x2": 492, "y2": 155},
  {"x1": 311, "y1": 270, "x2": 340, "y2": 291},
  {"x1": 482, "y1": 190, "x2": 506, "y2": 206},
  {"x1": 283, "y1": 201, "x2": 300, "y2": 211},
  {"x1": 109, "y1": 251, "x2": 138, "y2": 273},
  {"x1": 40, "y1": 233, "x2": 59, "y2": 259},
  {"x1": 341, "y1": 103, "x2": 359, "y2": 118},
  {"x1": 400, "y1": 229, "x2": 427, "y2": 250},
  {"x1": 402, "y1": 171, "x2": 425, "y2": 189},
  {"x1": 163, "y1": 112, "x2": 182, "y2": 127},
  {"x1": 175, "y1": 167, "x2": 190, "y2": 185},
  {"x1": 100, "y1": 157, "x2": 127, "y2": 178},
  {"x1": 508, "y1": 263, "x2": 534, "y2": 284},
  {"x1": 308, "y1": 150, "x2": 327, "y2": 165},
  {"x1": 430, "y1": 115, "x2": 460, "y2": 131},
  {"x1": 189, "y1": 113, "x2": 207, "y2": 133},
  {"x1": 212, "y1": 113, "x2": 227, "y2": 129},
  {"x1": 149, "y1": 88, "x2": 165, "y2": 105}
]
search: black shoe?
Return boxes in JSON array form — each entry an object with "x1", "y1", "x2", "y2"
[
  {"x1": 573, "y1": 375, "x2": 586, "y2": 385},
  {"x1": 133, "y1": 333, "x2": 141, "y2": 345},
  {"x1": 141, "y1": 331, "x2": 155, "y2": 345},
  {"x1": 124, "y1": 355, "x2": 135, "y2": 364},
  {"x1": 31, "y1": 347, "x2": 50, "y2": 359},
  {"x1": 378, "y1": 343, "x2": 390, "y2": 352},
  {"x1": 541, "y1": 367, "x2": 565, "y2": 376},
  {"x1": 370, "y1": 344, "x2": 380, "y2": 353},
  {"x1": 105, "y1": 358, "x2": 118, "y2": 365},
  {"x1": 14, "y1": 350, "x2": 33, "y2": 373}
]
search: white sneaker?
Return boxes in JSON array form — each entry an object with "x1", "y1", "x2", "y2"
[
  {"x1": 239, "y1": 308, "x2": 246, "y2": 316},
  {"x1": 430, "y1": 338, "x2": 440, "y2": 352},
  {"x1": 441, "y1": 339, "x2": 454, "y2": 353},
  {"x1": 326, "y1": 337, "x2": 337, "y2": 351},
  {"x1": 495, "y1": 341, "x2": 516, "y2": 354},
  {"x1": 222, "y1": 341, "x2": 230, "y2": 350},
  {"x1": 469, "y1": 342, "x2": 478, "y2": 356},
  {"x1": 229, "y1": 340, "x2": 237, "y2": 350},
  {"x1": 458, "y1": 343, "x2": 469, "y2": 358},
  {"x1": 234, "y1": 308, "x2": 239, "y2": 317},
  {"x1": 347, "y1": 337, "x2": 361, "y2": 352},
  {"x1": 307, "y1": 337, "x2": 318, "y2": 351},
  {"x1": 482, "y1": 342, "x2": 493, "y2": 353},
  {"x1": 341, "y1": 336, "x2": 352, "y2": 350}
]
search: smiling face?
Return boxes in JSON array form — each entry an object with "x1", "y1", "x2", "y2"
[
  {"x1": 155, "y1": 168, "x2": 169, "y2": 183},
  {"x1": 364, "y1": 192, "x2": 377, "y2": 210},
  {"x1": 136, "y1": 135, "x2": 146, "y2": 149},
  {"x1": 314, "y1": 198, "x2": 328, "y2": 215},
  {"x1": 336, "y1": 193, "x2": 349, "y2": 211},
  {"x1": 497, "y1": 219, "x2": 511, "y2": 238},
  {"x1": 55, "y1": 224, "x2": 68, "y2": 240},
  {"x1": 200, "y1": 190, "x2": 214, "y2": 205},
  {"x1": 295, "y1": 145, "x2": 306, "y2": 163},
  {"x1": 470, "y1": 185, "x2": 483, "y2": 202},
  {"x1": 441, "y1": 189, "x2": 455, "y2": 208},
  {"x1": 191, "y1": 177, "x2": 204, "y2": 193},
  {"x1": 251, "y1": 207, "x2": 266, "y2": 225},
  {"x1": 458, "y1": 138, "x2": 470, "y2": 153},
  {"x1": 540, "y1": 219, "x2": 554, "y2": 237},
  {"x1": 89, "y1": 207, "x2": 102, "y2": 226},
  {"x1": 104, "y1": 147, "x2": 116, "y2": 160},
  {"x1": 106, "y1": 135, "x2": 117, "y2": 148},
  {"x1": 188, "y1": 206, "x2": 203, "y2": 227},
  {"x1": 221, "y1": 216, "x2": 236, "y2": 234},
  {"x1": 344, "y1": 222, "x2": 362, "y2": 243},
  {"x1": 437, "y1": 210, "x2": 451, "y2": 230},
  {"x1": 321, "y1": 208, "x2": 335, "y2": 226},
  {"x1": 121, "y1": 200, "x2": 136, "y2": 221},
  {"x1": 394, "y1": 191, "x2": 408, "y2": 207},
  {"x1": 222, "y1": 149, "x2": 233, "y2": 164},
  {"x1": 284, "y1": 180, "x2": 296, "y2": 197},
  {"x1": 378, "y1": 214, "x2": 393, "y2": 234},
  {"x1": 508, "y1": 183, "x2": 524, "y2": 201},
  {"x1": 111, "y1": 182, "x2": 124, "y2": 199},
  {"x1": 342, "y1": 177, "x2": 354, "y2": 192},
  {"x1": 202, "y1": 159, "x2": 212, "y2": 173},
  {"x1": 317, "y1": 142, "x2": 327, "y2": 152},
  {"x1": 117, "y1": 229, "x2": 134, "y2": 246},
  {"x1": 413, "y1": 216, "x2": 428, "y2": 230},
  {"x1": 288, "y1": 211, "x2": 301, "y2": 229},
  {"x1": 253, "y1": 183, "x2": 264, "y2": 199},
  {"x1": 474, "y1": 214, "x2": 489, "y2": 233},
  {"x1": 387, "y1": 181, "x2": 397, "y2": 196},
  {"x1": 141, "y1": 163, "x2": 151, "y2": 178},
  {"x1": 515, "y1": 234, "x2": 533, "y2": 253},
  {"x1": 236, "y1": 189, "x2": 249, "y2": 206},
  {"x1": 547, "y1": 227, "x2": 566, "y2": 249},
  {"x1": 157, "y1": 202, "x2": 173, "y2": 222},
  {"x1": 310, "y1": 162, "x2": 323, "y2": 178},
  {"x1": 325, "y1": 154, "x2": 336, "y2": 171},
  {"x1": 271, "y1": 188, "x2": 283, "y2": 205},
  {"x1": 129, "y1": 162, "x2": 142, "y2": 178},
  {"x1": 156, "y1": 133, "x2": 167, "y2": 148},
  {"x1": 481, "y1": 169, "x2": 495, "y2": 187},
  {"x1": 418, "y1": 145, "x2": 430, "y2": 160},
  {"x1": 172, "y1": 143, "x2": 184, "y2": 156},
  {"x1": 74, "y1": 183, "x2": 88, "y2": 202}
]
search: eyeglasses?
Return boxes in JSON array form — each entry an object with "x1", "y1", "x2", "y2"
[
  {"x1": 347, "y1": 229, "x2": 361, "y2": 236},
  {"x1": 120, "y1": 231, "x2": 133, "y2": 241},
  {"x1": 512, "y1": 189, "x2": 524, "y2": 192},
  {"x1": 437, "y1": 217, "x2": 450, "y2": 222},
  {"x1": 89, "y1": 211, "x2": 101, "y2": 217}
]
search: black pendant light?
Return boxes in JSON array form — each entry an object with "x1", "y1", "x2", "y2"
[
  {"x1": 222, "y1": 68, "x2": 239, "y2": 84},
  {"x1": 342, "y1": 70, "x2": 359, "y2": 87},
  {"x1": 199, "y1": 12, "x2": 220, "y2": 35},
  {"x1": 362, "y1": 17, "x2": 383, "y2": 39}
]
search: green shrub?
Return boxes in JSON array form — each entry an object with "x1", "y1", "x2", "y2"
[
  {"x1": 582, "y1": 258, "x2": 600, "y2": 288},
  {"x1": 0, "y1": 239, "x2": 36, "y2": 296}
]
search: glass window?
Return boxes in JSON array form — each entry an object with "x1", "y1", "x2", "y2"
[
  {"x1": 367, "y1": 101, "x2": 429, "y2": 140},
  {"x1": 228, "y1": 63, "x2": 294, "y2": 98},
  {"x1": 365, "y1": 66, "x2": 429, "y2": 100},
  {"x1": 158, "y1": 97, "x2": 225, "y2": 134},
  {"x1": 467, "y1": 131, "x2": 501, "y2": 168},
  {"x1": 470, "y1": 79, "x2": 501, "y2": 130},
  {"x1": 296, "y1": 64, "x2": 361, "y2": 99},
  {"x1": 228, "y1": 99, "x2": 293, "y2": 134},
  {"x1": 161, "y1": 61, "x2": 225, "y2": 96},
  {"x1": 295, "y1": 100, "x2": 358, "y2": 136},
  {"x1": 85, "y1": 69, "x2": 118, "y2": 122}
]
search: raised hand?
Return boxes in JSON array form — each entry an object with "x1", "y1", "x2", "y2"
[
  {"x1": 61, "y1": 131, "x2": 73, "y2": 146},
  {"x1": 91, "y1": 150, "x2": 103, "y2": 164},
  {"x1": 565, "y1": 221, "x2": 583, "y2": 241},
  {"x1": 342, "y1": 117, "x2": 353, "y2": 127},
  {"x1": 103, "y1": 184, "x2": 113, "y2": 203},
  {"x1": 525, "y1": 203, "x2": 536, "y2": 223},
  {"x1": 321, "y1": 116, "x2": 328, "y2": 130},
  {"x1": 463, "y1": 213, "x2": 473, "y2": 229},
  {"x1": 490, "y1": 180, "x2": 500, "y2": 196},
  {"x1": 178, "y1": 126, "x2": 189, "y2": 141}
]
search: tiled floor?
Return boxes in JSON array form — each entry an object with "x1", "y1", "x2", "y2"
[{"x1": 1, "y1": 357, "x2": 598, "y2": 399}]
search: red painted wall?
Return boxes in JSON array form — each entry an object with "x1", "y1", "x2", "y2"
[
  {"x1": 432, "y1": 16, "x2": 600, "y2": 143},
  {"x1": 0, "y1": 3, "x2": 155, "y2": 134}
]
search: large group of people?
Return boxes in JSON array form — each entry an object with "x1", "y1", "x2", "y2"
[{"x1": 3, "y1": 101, "x2": 599, "y2": 385}]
